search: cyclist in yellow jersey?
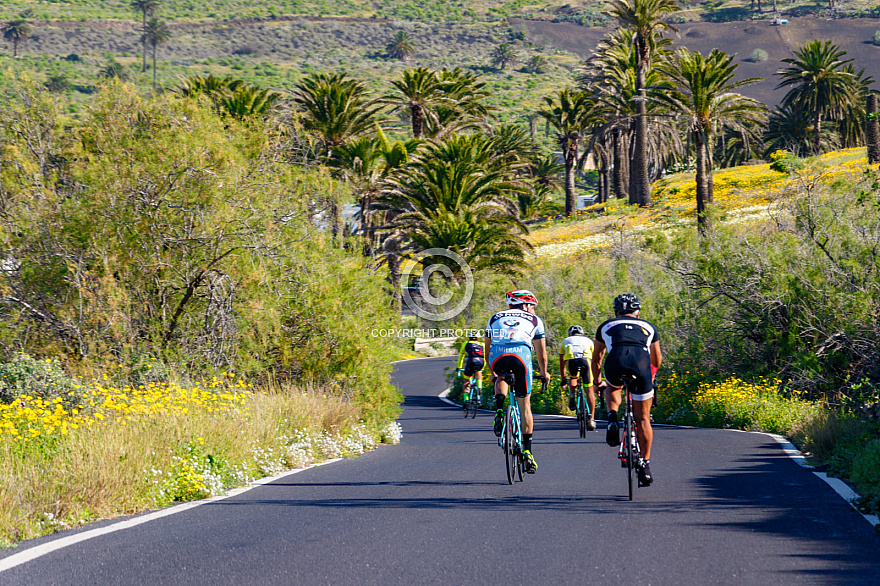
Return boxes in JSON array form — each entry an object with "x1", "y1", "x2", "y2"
[
  {"x1": 559, "y1": 325, "x2": 597, "y2": 431},
  {"x1": 456, "y1": 332, "x2": 485, "y2": 404}
]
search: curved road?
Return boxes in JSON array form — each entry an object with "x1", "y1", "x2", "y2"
[{"x1": 2, "y1": 356, "x2": 878, "y2": 584}]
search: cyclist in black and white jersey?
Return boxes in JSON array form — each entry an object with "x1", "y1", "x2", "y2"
[
  {"x1": 485, "y1": 290, "x2": 549, "y2": 474},
  {"x1": 591, "y1": 293, "x2": 662, "y2": 486}
]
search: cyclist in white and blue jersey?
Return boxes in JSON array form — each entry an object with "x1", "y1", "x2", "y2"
[{"x1": 485, "y1": 290, "x2": 549, "y2": 474}]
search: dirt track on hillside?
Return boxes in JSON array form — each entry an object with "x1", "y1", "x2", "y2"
[{"x1": 512, "y1": 17, "x2": 880, "y2": 106}]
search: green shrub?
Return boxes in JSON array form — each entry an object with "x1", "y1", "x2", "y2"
[
  {"x1": 750, "y1": 48, "x2": 768, "y2": 62},
  {"x1": 852, "y1": 436, "x2": 880, "y2": 514},
  {"x1": 0, "y1": 354, "x2": 78, "y2": 404},
  {"x1": 873, "y1": 30, "x2": 880, "y2": 46},
  {"x1": 769, "y1": 149, "x2": 803, "y2": 173}
]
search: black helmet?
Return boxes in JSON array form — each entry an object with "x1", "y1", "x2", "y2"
[
  {"x1": 568, "y1": 325, "x2": 585, "y2": 336},
  {"x1": 613, "y1": 293, "x2": 641, "y2": 314}
]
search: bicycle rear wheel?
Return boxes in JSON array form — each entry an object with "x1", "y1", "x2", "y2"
[
  {"x1": 625, "y1": 414, "x2": 634, "y2": 500},
  {"x1": 505, "y1": 407, "x2": 516, "y2": 485},
  {"x1": 470, "y1": 387, "x2": 478, "y2": 418},
  {"x1": 577, "y1": 386, "x2": 586, "y2": 438}
]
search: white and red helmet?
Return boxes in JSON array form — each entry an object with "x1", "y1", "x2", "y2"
[{"x1": 506, "y1": 289, "x2": 538, "y2": 307}]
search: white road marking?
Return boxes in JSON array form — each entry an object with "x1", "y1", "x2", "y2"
[{"x1": 0, "y1": 459, "x2": 343, "y2": 573}]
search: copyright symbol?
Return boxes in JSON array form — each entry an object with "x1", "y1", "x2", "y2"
[{"x1": 401, "y1": 248, "x2": 474, "y2": 321}]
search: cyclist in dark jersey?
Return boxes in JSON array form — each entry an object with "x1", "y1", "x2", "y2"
[
  {"x1": 591, "y1": 293, "x2": 662, "y2": 486},
  {"x1": 456, "y1": 332, "x2": 485, "y2": 405}
]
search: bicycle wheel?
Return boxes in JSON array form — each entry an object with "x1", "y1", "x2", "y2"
[
  {"x1": 470, "y1": 386, "x2": 478, "y2": 419},
  {"x1": 625, "y1": 414, "x2": 634, "y2": 501},
  {"x1": 505, "y1": 407, "x2": 516, "y2": 485},
  {"x1": 577, "y1": 386, "x2": 586, "y2": 438}
]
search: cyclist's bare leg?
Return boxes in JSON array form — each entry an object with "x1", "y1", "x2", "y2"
[
  {"x1": 633, "y1": 398, "x2": 653, "y2": 460},
  {"x1": 494, "y1": 376, "x2": 509, "y2": 399},
  {"x1": 517, "y1": 394, "x2": 533, "y2": 434},
  {"x1": 587, "y1": 385, "x2": 596, "y2": 419},
  {"x1": 605, "y1": 385, "x2": 622, "y2": 415}
]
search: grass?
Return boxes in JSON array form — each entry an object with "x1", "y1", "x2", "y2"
[
  {"x1": 527, "y1": 147, "x2": 872, "y2": 259},
  {"x1": 0, "y1": 375, "x2": 402, "y2": 547}
]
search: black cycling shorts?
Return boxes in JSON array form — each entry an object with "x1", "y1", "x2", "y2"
[
  {"x1": 491, "y1": 354, "x2": 529, "y2": 398},
  {"x1": 566, "y1": 357, "x2": 591, "y2": 381},
  {"x1": 603, "y1": 346, "x2": 654, "y2": 400},
  {"x1": 463, "y1": 357, "x2": 484, "y2": 377}
]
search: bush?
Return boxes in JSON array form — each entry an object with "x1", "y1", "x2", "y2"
[
  {"x1": 0, "y1": 354, "x2": 78, "y2": 405},
  {"x1": 769, "y1": 149, "x2": 803, "y2": 173},
  {"x1": 852, "y1": 436, "x2": 880, "y2": 514},
  {"x1": 750, "y1": 48, "x2": 768, "y2": 62},
  {"x1": 873, "y1": 31, "x2": 880, "y2": 46}
]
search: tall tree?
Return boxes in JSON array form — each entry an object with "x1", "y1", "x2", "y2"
[
  {"x1": 130, "y1": 0, "x2": 161, "y2": 72},
  {"x1": 868, "y1": 94, "x2": 880, "y2": 164},
  {"x1": 142, "y1": 17, "x2": 171, "y2": 91},
  {"x1": 538, "y1": 89, "x2": 595, "y2": 215},
  {"x1": 490, "y1": 43, "x2": 519, "y2": 70},
  {"x1": 2, "y1": 12, "x2": 33, "y2": 58},
  {"x1": 383, "y1": 67, "x2": 447, "y2": 139},
  {"x1": 385, "y1": 30, "x2": 416, "y2": 61},
  {"x1": 291, "y1": 73, "x2": 384, "y2": 153},
  {"x1": 776, "y1": 40, "x2": 857, "y2": 155},
  {"x1": 607, "y1": 0, "x2": 679, "y2": 207},
  {"x1": 656, "y1": 48, "x2": 766, "y2": 235}
]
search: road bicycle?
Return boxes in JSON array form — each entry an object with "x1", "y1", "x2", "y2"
[
  {"x1": 462, "y1": 373, "x2": 482, "y2": 419},
  {"x1": 617, "y1": 373, "x2": 644, "y2": 501},
  {"x1": 498, "y1": 374, "x2": 547, "y2": 485},
  {"x1": 567, "y1": 373, "x2": 594, "y2": 438}
]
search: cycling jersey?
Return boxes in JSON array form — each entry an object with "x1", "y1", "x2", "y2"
[
  {"x1": 596, "y1": 316, "x2": 660, "y2": 400},
  {"x1": 487, "y1": 308, "x2": 545, "y2": 396},
  {"x1": 595, "y1": 317, "x2": 660, "y2": 353},
  {"x1": 560, "y1": 335, "x2": 593, "y2": 361},
  {"x1": 486, "y1": 309, "x2": 545, "y2": 348}
]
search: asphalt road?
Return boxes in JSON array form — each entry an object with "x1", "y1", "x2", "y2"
[{"x1": 2, "y1": 355, "x2": 878, "y2": 585}]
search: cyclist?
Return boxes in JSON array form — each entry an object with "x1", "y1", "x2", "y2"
[
  {"x1": 456, "y1": 331, "x2": 485, "y2": 406},
  {"x1": 559, "y1": 325, "x2": 596, "y2": 431},
  {"x1": 485, "y1": 290, "x2": 549, "y2": 474},
  {"x1": 591, "y1": 293, "x2": 662, "y2": 486}
]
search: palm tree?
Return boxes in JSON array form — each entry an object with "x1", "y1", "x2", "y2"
[
  {"x1": 422, "y1": 68, "x2": 494, "y2": 139},
  {"x1": 386, "y1": 30, "x2": 416, "y2": 61},
  {"x1": 2, "y1": 12, "x2": 33, "y2": 58},
  {"x1": 142, "y1": 17, "x2": 171, "y2": 91},
  {"x1": 383, "y1": 67, "x2": 448, "y2": 139},
  {"x1": 868, "y1": 94, "x2": 880, "y2": 164},
  {"x1": 130, "y1": 0, "x2": 161, "y2": 72},
  {"x1": 538, "y1": 89, "x2": 595, "y2": 215},
  {"x1": 328, "y1": 128, "x2": 421, "y2": 255},
  {"x1": 763, "y1": 103, "x2": 836, "y2": 156},
  {"x1": 490, "y1": 43, "x2": 519, "y2": 70},
  {"x1": 176, "y1": 73, "x2": 244, "y2": 98},
  {"x1": 656, "y1": 48, "x2": 766, "y2": 235},
  {"x1": 291, "y1": 73, "x2": 385, "y2": 246},
  {"x1": 524, "y1": 55, "x2": 548, "y2": 74},
  {"x1": 607, "y1": 0, "x2": 679, "y2": 207},
  {"x1": 776, "y1": 40, "x2": 857, "y2": 155},
  {"x1": 218, "y1": 86, "x2": 281, "y2": 120},
  {"x1": 291, "y1": 73, "x2": 384, "y2": 153},
  {"x1": 98, "y1": 59, "x2": 130, "y2": 81},
  {"x1": 380, "y1": 136, "x2": 531, "y2": 281}
]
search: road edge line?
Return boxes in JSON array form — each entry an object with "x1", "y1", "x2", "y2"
[{"x1": 0, "y1": 458, "x2": 343, "y2": 574}]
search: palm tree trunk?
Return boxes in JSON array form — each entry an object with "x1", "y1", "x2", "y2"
[
  {"x1": 386, "y1": 238, "x2": 402, "y2": 311},
  {"x1": 814, "y1": 110, "x2": 822, "y2": 154},
  {"x1": 599, "y1": 151, "x2": 609, "y2": 204},
  {"x1": 411, "y1": 104, "x2": 423, "y2": 139},
  {"x1": 142, "y1": 12, "x2": 148, "y2": 72},
  {"x1": 632, "y1": 61, "x2": 652, "y2": 207},
  {"x1": 13, "y1": 38, "x2": 18, "y2": 57},
  {"x1": 695, "y1": 131, "x2": 712, "y2": 236},
  {"x1": 528, "y1": 118, "x2": 536, "y2": 140},
  {"x1": 564, "y1": 140, "x2": 578, "y2": 215},
  {"x1": 867, "y1": 94, "x2": 880, "y2": 164},
  {"x1": 612, "y1": 129, "x2": 626, "y2": 199},
  {"x1": 152, "y1": 44, "x2": 158, "y2": 91},
  {"x1": 361, "y1": 194, "x2": 373, "y2": 256}
]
